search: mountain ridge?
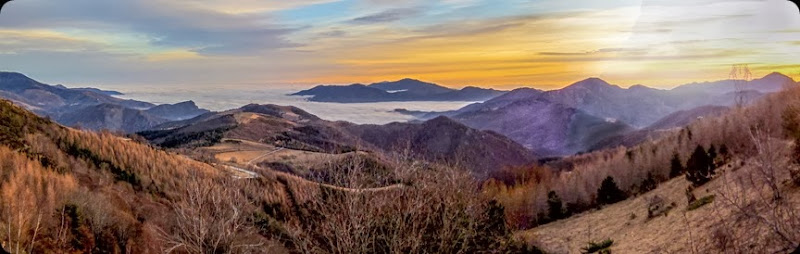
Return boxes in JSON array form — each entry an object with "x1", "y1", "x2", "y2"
[
  {"x1": 141, "y1": 103, "x2": 536, "y2": 177},
  {"x1": 412, "y1": 72, "x2": 797, "y2": 156},
  {"x1": 0, "y1": 71, "x2": 210, "y2": 132},
  {"x1": 292, "y1": 78, "x2": 507, "y2": 102}
]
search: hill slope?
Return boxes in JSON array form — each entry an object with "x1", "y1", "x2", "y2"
[
  {"x1": 2, "y1": 98, "x2": 522, "y2": 253},
  {"x1": 141, "y1": 104, "x2": 536, "y2": 176},
  {"x1": 449, "y1": 97, "x2": 632, "y2": 156},
  {"x1": 340, "y1": 116, "x2": 537, "y2": 178},
  {"x1": 485, "y1": 86, "x2": 800, "y2": 253}
]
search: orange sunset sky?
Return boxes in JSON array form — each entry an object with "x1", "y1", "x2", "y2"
[{"x1": 0, "y1": 0, "x2": 799, "y2": 89}]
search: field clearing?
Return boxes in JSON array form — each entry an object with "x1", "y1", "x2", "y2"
[
  {"x1": 215, "y1": 150, "x2": 269, "y2": 163},
  {"x1": 256, "y1": 149, "x2": 364, "y2": 168},
  {"x1": 204, "y1": 137, "x2": 369, "y2": 173}
]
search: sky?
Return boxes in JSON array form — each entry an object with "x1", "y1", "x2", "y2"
[{"x1": 0, "y1": 0, "x2": 799, "y2": 90}]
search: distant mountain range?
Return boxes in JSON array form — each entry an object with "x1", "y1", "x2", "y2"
[
  {"x1": 0, "y1": 72, "x2": 209, "y2": 132},
  {"x1": 140, "y1": 104, "x2": 535, "y2": 177},
  {"x1": 3, "y1": 70, "x2": 796, "y2": 159},
  {"x1": 54, "y1": 84, "x2": 124, "y2": 96},
  {"x1": 406, "y1": 72, "x2": 797, "y2": 156},
  {"x1": 291, "y1": 78, "x2": 507, "y2": 102}
]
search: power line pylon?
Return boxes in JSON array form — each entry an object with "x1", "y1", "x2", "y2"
[{"x1": 731, "y1": 64, "x2": 752, "y2": 108}]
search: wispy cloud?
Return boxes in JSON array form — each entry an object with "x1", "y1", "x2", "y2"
[
  {"x1": 350, "y1": 7, "x2": 421, "y2": 24},
  {"x1": 0, "y1": 0, "x2": 303, "y2": 55}
]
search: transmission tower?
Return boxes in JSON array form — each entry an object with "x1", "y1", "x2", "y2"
[{"x1": 730, "y1": 64, "x2": 752, "y2": 108}]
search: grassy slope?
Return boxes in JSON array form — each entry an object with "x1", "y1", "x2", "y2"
[{"x1": 520, "y1": 157, "x2": 800, "y2": 253}]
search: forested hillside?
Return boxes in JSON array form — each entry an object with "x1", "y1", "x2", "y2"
[{"x1": 0, "y1": 99, "x2": 530, "y2": 253}]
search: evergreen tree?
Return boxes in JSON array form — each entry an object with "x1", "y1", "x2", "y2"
[
  {"x1": 474, "y1": 200, "x2": 509, "y2": 250},
  {"x1": 719, "y1": 144, "x2": 730, "y2": 161},
  {"x1": 547, "y1": 191, "x2": 564, "y2": 221},
  {"x1": 597, "y1": 176, "x2": 627, "y2": 205},
  {"x1": 685, "y1": 145, "x2": 714, "y2": 186},
  {"x1": 640, "y1": 172, "x2": 658, "y2": 193},
  {"x1": 708, "y1": 144, "x2": 718, "y2": 167},
  {"x1": 669, "y1": 153, "x2": 684, "y2": 178}
]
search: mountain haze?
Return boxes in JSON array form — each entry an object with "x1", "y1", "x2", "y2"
[
  {"x1": 0, "y1": 72, "x2": 209, "y2": 132},
  {"x1": 414, "y1": 73, "x2": 798, "y2": 156}
]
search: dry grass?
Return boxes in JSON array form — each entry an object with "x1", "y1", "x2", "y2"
[
  {"x1": 488, "y1": 87, "x2": 800, "y2": 230},
  {"x1": 216, "y1": 150, "x2": 272, "y2": 163},
  {"x1": 519, "y1": 158, "x2": 800, "y2": 253}
]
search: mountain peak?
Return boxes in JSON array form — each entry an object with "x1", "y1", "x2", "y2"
[
  {"x1": 398, "y1": 78, "x2": 423, "y2": 82},
  {"x1": 372, "y1": 78, "x2": 439, "y2": 87},
  {"x1": 0, "y1": 72, "x2": 35, "y2": 81},
  {"x1": 564, "y1": 77, "x2": 617, "y2": 91},
  {"x1": 628, "y1": 84, "x2": 660, "y2": 92},
  {"x1": 760, "y1": 72, "x2": 793, "y2": 82}
]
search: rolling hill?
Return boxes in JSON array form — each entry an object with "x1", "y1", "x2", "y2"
[{"x1": 140, "y1": 103, "x2": 536, "y2": 177}]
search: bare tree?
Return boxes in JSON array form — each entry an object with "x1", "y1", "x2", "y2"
[
  {"x1": 158, "y1": 175, "x2": 263, "y2": 254},
  {"x1": 714, "y1": 124, "x2": 800, "y2": 252}
]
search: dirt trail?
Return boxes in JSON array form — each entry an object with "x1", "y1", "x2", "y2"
[
  {"x1": 271, "y1": 170, "x2": 406, "y2": 193},
  {"x1": 247, "y1": 147, "x2": 285, "y2": 165}
]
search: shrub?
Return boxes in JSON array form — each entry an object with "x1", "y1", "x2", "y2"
[
  {"x1": 597, "y1": 176, "x2": 627, "y2": 205},
  {"x1": 687, "y1": 195, "x2": 715, "y2": 211},
  {"x1": 646, "y1": 195, "x2": 673, "y2": 218},
  {"x1": 582, "y1": 239, "x2": 614, "y2": 254}
]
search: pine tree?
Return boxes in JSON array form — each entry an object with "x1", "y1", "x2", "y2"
[
  {"x1": 597, "y1": 176, "x2": 627, "y2": 205},
  {"x1": 547, "y1": 191, "x2": 564, "y2": 221},
  {"x1": 719, "y1": 144, "x2": 730, "y2": 162},
  {"x1": 685, "y1": 145, "x2": 714, "y2": 186},
  {"x1": 708, "y1": 144, "x2": 718, "y2": 167},
  {"x1": 670, "y1": 153, "x2": 684, "y2": 178},
  {"x1": 640, "y1": 172, "x2": 658, "y2": 193}
]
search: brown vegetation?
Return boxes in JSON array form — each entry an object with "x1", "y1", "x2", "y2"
[
  {"x1": 485, "y1": 87, "x2": 800, "y2": 231},
  {"x1": 0, "y1": 99, "x2": 527, "y2": 253},
  {"x1": 510, "y1": 87, "x2": 800, "y2": 252}
]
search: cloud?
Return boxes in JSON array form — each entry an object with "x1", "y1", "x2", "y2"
[
  {"x1": 350, "y1": 8, "x2": 421, "y2": 24},
  {"x1": 176, "y1": 0, "x2": 341, "y2": 14},
  {"x1": 0, "y1": 0, "x2": 303, "y2": 55},
  {"x1": 1, "y1": 0, "x2": 799, "y2": 89},
  {"x1": 538, "y1": 48, "x2": 646, "y2": 56}
]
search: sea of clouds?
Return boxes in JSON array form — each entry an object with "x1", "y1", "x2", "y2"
[{"x1": 106, "y1": 84, "x2": 474, "y2": 124}]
